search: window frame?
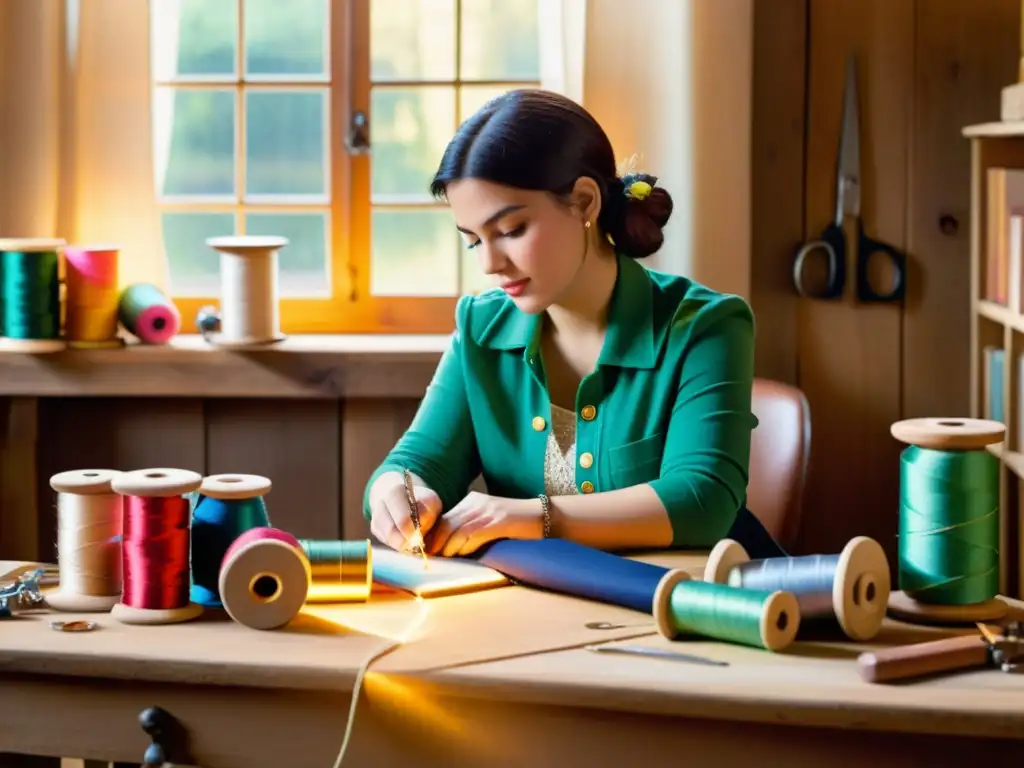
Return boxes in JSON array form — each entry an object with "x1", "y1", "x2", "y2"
[{"x1": 156, "y1": 0, "x2": 539, "y2": 336}]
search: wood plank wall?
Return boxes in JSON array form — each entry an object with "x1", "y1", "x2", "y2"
[{"x1": 751, "y1": 0, "x2": 1021, "y2": 562}]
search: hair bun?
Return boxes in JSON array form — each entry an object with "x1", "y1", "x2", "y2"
[{"x1": 601, "y1": 173, "x2": 674, "y2": 260}]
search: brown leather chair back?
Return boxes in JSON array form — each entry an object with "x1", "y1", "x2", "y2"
[{"x1": 747, "y1": 378, "x2": 810, "y2": 550}]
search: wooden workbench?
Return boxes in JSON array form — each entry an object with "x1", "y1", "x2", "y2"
[{"x1": 3, "y1": 554, "x2": 1024, "y2": 767}]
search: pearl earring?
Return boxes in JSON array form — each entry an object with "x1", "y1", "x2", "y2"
[{"x1": 585, "y1": 221, "x2": 592, "y2": 229}]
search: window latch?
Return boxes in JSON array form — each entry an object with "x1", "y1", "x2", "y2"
[{"x1": 346, "y1": 110, "x2": 371, "y2": 155}]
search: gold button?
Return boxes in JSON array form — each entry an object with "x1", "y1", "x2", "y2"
[
  {"x1": 580, "y1": 480, "x2": 595, "y2": 494},
  {"x1": 532, "y1": 416, "x2": 546, "y2": 431},
  {"x1": 579, "y1": 452, "x2": 594, "y2": 469},
  {"x1": 581, "y1": 405, "x2": 597, "y2": 421}
]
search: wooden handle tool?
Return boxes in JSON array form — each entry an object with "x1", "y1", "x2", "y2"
[{"x1": 857, "y1": 634, "x2": 991, "y2": 683}]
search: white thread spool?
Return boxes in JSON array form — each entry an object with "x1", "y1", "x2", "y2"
[
  {"x1": 204, "y1": 235, "x2": 288, "y2": 348},
  {"x1": 47, "y1": 469, "x2": 125, "y2": 612}
]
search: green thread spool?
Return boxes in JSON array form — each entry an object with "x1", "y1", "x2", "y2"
[
  {"x1": 898, "y1": 445, "x2": 999, "y2": 604},
  {"x1": 653, "y1": 570, "x2": 800, "y2": 651},
  {"x1": 297, "y1": 539, "x2": 373, "y2": 603},
  {"x1": 888, "y1": 417, "x2": 1008, "y2": 625},
  {"x1": 0, "y1": 238, "x2": 66, "y2": 352},
  {"x1": 117, "y1": 282, "x2": 181, "y2": 345}
]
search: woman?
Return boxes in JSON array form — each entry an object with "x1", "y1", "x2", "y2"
[{"x1": 363, "y1": 89, "x2": 783, "y2": 561}]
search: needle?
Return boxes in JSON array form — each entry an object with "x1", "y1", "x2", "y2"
[
  {"x1": 585, "y1": 643, "x2": 729, "y2": 667},
  {"x1": 402, "y1": 468, "x2": 429, "y2": 569}
]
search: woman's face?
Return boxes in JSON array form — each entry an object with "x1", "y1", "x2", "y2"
[{"x1": 445, "y1": 178, "x2": 589, "y2": 314}]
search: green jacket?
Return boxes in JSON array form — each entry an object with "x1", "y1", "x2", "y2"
[{"x1": 363, "y1": 254, "x2": 758, "y2": 547}]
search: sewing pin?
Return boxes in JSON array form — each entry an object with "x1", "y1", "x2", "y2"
[{"x1": 586, "y1": 643, "x2": 729, "y2": 667}]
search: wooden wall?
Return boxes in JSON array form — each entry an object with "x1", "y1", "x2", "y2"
[{"x1": 751, "y1": 0, "x2": 1022, "y2": 560}]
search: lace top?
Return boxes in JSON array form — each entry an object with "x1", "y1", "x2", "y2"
[{"x1": 544, "y1": 404, "x2": 580, "y2": 497}]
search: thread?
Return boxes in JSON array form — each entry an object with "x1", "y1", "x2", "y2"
[
  {"x1": 219, "y1": 526, "x2": 311, "y2": 630},
  {"x1": 654, "y1": 570, "x2": 799, "y2": 652},
  {"x1": 189, "y1": 473, "x2": 273, "y2": 607},
  {"x1": 899, "y1": 444, "x2": 1000, "y2": 605},
  {"x1": 297, "y1": 539, "x2": 373, "y2": 603},
  {"x1": 118, "y1": 283, "x2": 181, "y2": 345},
  {"x1": 63, "y1": 245, "x2": 123, "y2": 349},
  {"x1": 204, "y1": 235, "x2": 288, "y2": 347},
  {"x1": 110, "y1": 467, "x2": 204, "y2": 625},
  {"x1": 47, "y1": 469, "x2": 125, "y2": 613},
  {"x1": 0, "y1": 238, "x2": 65, "y2": 351},
  {"x1": 705, "y1": 536, "x2": 891, "y2": 641}
]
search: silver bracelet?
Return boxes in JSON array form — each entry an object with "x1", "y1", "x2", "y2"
[{"x1": 538, "y1": 493, "x2": 551, "y2": 538}]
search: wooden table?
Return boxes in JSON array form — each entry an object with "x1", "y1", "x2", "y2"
[{"x1": 3, "y1": 554, "x2": 1024, "y2": 767}]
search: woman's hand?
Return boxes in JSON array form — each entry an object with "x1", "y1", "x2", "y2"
[
  {"x1": 425, "y1": 492, "x2": 544, "y2": 557},
  {"x1": 368, "y1": 471, "x2": 443, "y2": 553}
]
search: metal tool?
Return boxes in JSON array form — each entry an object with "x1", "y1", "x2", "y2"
[
  {"x1": 586, "y1": 643, "x2": 729, "y2": 667},
  {"x1": 402, "y1": 468, "x2": 429, "y2": 567},
  {"x1": 0, "y1": 567, "x2": 49, "y2": 618},
  {"x1": 792, "y1": 54, "x2": 907, "y2": 303},
  {"x1": 857, "y1": 621, "x2": 1024, "y2": 683}
]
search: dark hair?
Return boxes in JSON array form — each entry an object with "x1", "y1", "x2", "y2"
[{"x1": 430, "y1": 89, "x2": 673, "y2": 260}]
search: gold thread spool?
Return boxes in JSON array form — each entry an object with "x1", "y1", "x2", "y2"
[
  {"x1": 63, "y1": 244, "x2": 125, "y2": 349},
  {"x1": 298, "y1": 539, "x2": 373, "y2": 603},
  {"x1": 47, "y1": 469, "x2": 125, "y2": 612}
]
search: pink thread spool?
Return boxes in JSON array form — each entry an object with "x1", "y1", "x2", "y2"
[
  {"x1": 219, "y1": 527, "x2": 311, "y2": 630},
  {"x1": 117, "y1": 283, "x2": 181, "y2": 345}
]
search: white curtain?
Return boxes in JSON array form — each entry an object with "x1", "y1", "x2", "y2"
[
  {"x1": 0, "y1": 0, "x2": 166, "y2": 289},
  {"x1": 539, "y1": 0, "x2": 588, "y2": 105}
]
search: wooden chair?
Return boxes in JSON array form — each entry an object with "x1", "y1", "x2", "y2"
[{"x1": 747, "y1": 378, "x2": 811, "y2": 551}]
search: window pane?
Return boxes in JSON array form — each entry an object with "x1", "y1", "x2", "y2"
[
  {"x1": 371, "y1": 86, "x2": 455, "y2": 202},
  {"x1": 245, "y1": 90, "x2": 327, "y2": 198},
  {"x1": 245, "y1": 213, "x2": 329, "y2": 297},
  {"x1": 244, "y1": 0, "x2": 327, "y2": 77},
  {"x1": 460, "y1": 0, "x2": 540, "y2": 81},
  {"x1": 154, "y1": 88, "x2": 236, "y2": 198},
  {"x1": 152, "y1": 0, "x2": 238, "y2": 80},
  {"x1": 162, "y1": 212, "x2": 236, "y2": 297},
  {"x1": 370, "y1": 0, "x2": 456, "y2": 82},
  {"x1": 459, "y1": 85, "x2": 515, "y2": 123},
  {"x1": 371, "y1": 209, "x2": 458, "y2": 296}
]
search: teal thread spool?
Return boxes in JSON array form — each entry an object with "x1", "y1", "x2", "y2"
[
  {"x1": 0, "y1": 238, "x2": 67, "y2": 352},
  {"x1": 653, "y1": 570, "x2": 800, "y2": 651},
  {"x1": 296, "y1": 539, "x2": 372, "y2": 603},
  {"x1": 888, "y1": 417, "x2": 1008, "y2": 625},
  {"x1": 189, "y1": 474, "x2": 272, "y2": 607}
]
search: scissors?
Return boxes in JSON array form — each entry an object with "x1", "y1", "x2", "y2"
[{"x1": 792, "y1": 55, "x2": 907, "y2": 302}]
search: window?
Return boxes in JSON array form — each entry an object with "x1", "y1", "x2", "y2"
[{"x1": 151, "y1": 0, "x2": 542, "y2": 334}]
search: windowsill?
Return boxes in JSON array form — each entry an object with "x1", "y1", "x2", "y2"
[{"x1": 0, "y1": 334, "x2": 450, "y2": 399}]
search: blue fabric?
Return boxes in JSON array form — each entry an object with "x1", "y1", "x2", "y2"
[{"x1": 472, "y1": 506, "x2": 786, "y2": 613}]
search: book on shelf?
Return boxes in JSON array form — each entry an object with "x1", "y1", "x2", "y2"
[
  {"x1": 984, "y1": 345, "x2": 1005, "y2": 427},
  {"x1": 985, "y1": 168, "x2": 1024, "y2": 307}
]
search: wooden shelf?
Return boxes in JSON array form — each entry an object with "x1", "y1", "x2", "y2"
[
  {"x1": 963, "y1": 121, "x2": 1024, "y2": 138},
  {"x1": 0, "y1": 334, "x2": 449, "y2": 399}
]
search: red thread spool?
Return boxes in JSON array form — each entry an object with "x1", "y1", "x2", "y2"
[
  {"x1": 219, "y1": 527, "x2": 311, "y2": 630},
  {"x1": 110, "y1": 468, "x2": 204, "y2": 625}
]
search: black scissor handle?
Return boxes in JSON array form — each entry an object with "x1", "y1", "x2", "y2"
[
  {"x1": 855, "y1": 224, "x2": 906, "y2": 303},
  {"x1": 792, "y1": 223, "x2": 846, "y2": 299}
]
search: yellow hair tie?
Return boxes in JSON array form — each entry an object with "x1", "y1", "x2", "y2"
[{"x1": 626, "y1": 180, "x2": 652, "y2": 201}]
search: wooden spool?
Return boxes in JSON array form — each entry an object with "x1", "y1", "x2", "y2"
[
  {"x1": 888, "y1": 417, "x2": 1008, "y2": 625},
  {"x1": 704, "y1": 535, "x2": 891, "y2": 642}
]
